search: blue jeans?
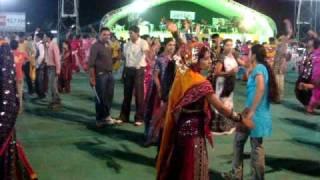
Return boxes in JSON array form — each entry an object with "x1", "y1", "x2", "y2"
[
  {"x1": 232, "y1": 131, "x2": 265, "y2": 180},
  {"x1": 95, "y1": 72, "x2": 114, "y2": 122},
  {"x1": 47, "y1": 66, "x2": 60, "y2": 103}
]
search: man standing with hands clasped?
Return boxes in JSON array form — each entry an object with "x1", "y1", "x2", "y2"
[
  {"x1": 89, "y1": 27, "x2": 121, "y2": 127},
  {"x1": 117, "y1": 26, "x2": 149, "y2": 126}
]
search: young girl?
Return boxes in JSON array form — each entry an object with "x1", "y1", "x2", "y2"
[{"x1": 223, "y1": 44, "x2": 279, "y2": 180}]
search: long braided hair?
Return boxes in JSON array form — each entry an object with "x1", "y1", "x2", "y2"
[{"x1": 251, "y1": 44, "x2": 280, "y2": 102}]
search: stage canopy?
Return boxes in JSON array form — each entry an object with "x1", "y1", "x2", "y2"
[{"x1": 100, "y1": 0, "x2": 277, "y2": 41}]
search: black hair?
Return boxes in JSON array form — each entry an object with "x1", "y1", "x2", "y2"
[
  {"x1": 251, "y1": 44, "x2": 279, "y2": 102},
  {"x1": 10, "y1": 40, "x2": 19, "y2": 50},
  {"x1": 36, "y1": 32, "x2": 44, "y2": 39},
  {"x1": 198, "y1": 46, "x2": 211, "y2": 61},
  {"x1": 62, "y1": 40, "x2": 71, "y2": 50},
  {"x1": 46, "y1": 32, "x2": 55, "y2": 40},
  {"x1": 202, "y1": 37, "x2": 208, "y2": 42},
  {"x1": 99, "y1": 27, "x2": 110, "y2": 33},
  {"x1": 163, "y1": 38, "x2": 174, "y2": 46},
  {"x1": 211, "y1": 33, "x2": 219, "y2": 39},
  {"x1": 189, "y1": 46, "x2": 212, "y2": 72},
  {"x1": 313, "y1": 38, "x2": 320, "y2": 49},
  {"x1": 129, "y1": 26, "x2": 140, "y2": 34},
  {"x1": 269, "y1": 37, "x2": 275, "y2": 43},
  {"x1": 223, "y1": 38, "x2": 233, "y2": 45},
  {"x1": 83, "y1": 34, "x2": 89, "y2": 39},
  {"x1": 141, "y1": 34, "x2": 150, "y2": 41}
]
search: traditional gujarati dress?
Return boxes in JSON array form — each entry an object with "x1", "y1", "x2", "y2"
[
  {"x1": 157, "y1": 69, "x2": 214, "y2": 180},
  {"x1": 144, "y1": 54, "x2": 170, "y2": 143},
  {"x1": 211, "y1": 54, "x2": 238, "y2": 134},
  {"x1": 82, "y1": 38, "x2": 95, "y2": 71},
  {"x1": 295, "y1": 51, "x2": 313, "y2": 106},
  {"x1": 70, "y1": 39, "x2": 82, "y2": 72},
  {"x1": 58, "y1": 48, "x2": 73, "y2": 93},
  {"x1": 144, "y1": 49, "x2": 156, "y2": 100},
  {"x1": 309, "y1": 48, "x2": 320, "y2": 109},
  {"x1": 0, "y1": 40, "x2": 37, "y2": 179}
]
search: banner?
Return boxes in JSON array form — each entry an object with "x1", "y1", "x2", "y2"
[
  {"x1": 0, "y1": 12, "x2": 26, "y2": 32},
  {"x1": 170, "y1": 10, "x2": 195, "y2": 20}
]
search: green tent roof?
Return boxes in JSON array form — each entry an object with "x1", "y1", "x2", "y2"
[{"x1": 101, "y1": 0, "x2": 277, "y2": 38}]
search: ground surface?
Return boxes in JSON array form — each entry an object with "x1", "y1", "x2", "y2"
[{"x1": 16, "y1": 72, "x2": 320, "y2": 180}]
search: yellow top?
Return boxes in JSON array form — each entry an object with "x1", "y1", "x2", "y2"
[{"x1": 111, "y1": 40, "x2": 121, "y2": 59}]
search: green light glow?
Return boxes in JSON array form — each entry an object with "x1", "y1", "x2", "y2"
[{"x1": 101, "y1": 0, "x2": 277, "y2": 40}]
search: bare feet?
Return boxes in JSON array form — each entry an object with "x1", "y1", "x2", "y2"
[{"x1": 306, "y1": 105, "x2": 315, "y2": 115}]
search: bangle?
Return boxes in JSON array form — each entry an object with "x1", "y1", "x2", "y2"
[{"x1": 231, "y1": 111, "x2": 242, "y2": 122}]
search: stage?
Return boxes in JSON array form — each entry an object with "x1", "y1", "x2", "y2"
[{"x1": 101, "y1": 0, "x2": 277, "y2": 42}]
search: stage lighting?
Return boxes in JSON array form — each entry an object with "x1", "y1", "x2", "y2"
[
  {"x1": 131, "y1": 0, "x2": 150, "y2": 14},
  {"x1": 0, "y1": 0, "x2": 16, "y2": 5},
  {"x1": 50, "y1": 30, "x2": 58, "y2": 34},
  {"x1": 241, "y1": 13, "x2": 255, "y2": 31}
]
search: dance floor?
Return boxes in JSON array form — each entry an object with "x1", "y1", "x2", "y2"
[{"x1": 17, "y1": 72, "x2": 320, "y2": 180}]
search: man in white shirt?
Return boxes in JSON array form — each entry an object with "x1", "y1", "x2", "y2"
[
  {"x1": 117, "y1": 26, "x2": 149, "y2": 126},
  {"x1": 34, "y1": 32, "x2": 47, "y2": 98}
]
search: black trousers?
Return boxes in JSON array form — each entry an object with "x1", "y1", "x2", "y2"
[
  {"x1": 95, "y1": 72, "x2": 114, "y2": 122},
  {"x1": 120, "y1": 67, "x2": 145, "y2": 122},
  {"x1": 35, "y1": 64, "x2": 47, "y2": 98},
  {"x1": 23, "y1": 62, "x2": 34, "y2": 94}
]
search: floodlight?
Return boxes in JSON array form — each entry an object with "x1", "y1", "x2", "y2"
[{"x1": 131, "y1": 0, "x2": 150, "y2": 14}]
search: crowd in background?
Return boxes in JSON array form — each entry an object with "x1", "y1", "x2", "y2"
[{"x1": 1, "y1": 18, "x2": 320, "y2": 179}]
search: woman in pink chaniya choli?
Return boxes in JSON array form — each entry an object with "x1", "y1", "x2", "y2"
[
  {"x1": 70, "y1": 39, "x2": 80, "y2": 72},
  {"x1": 308, "y1": 48, "x2": 320, "y2": 112},
  {"x1": 144, "y1": 41, "x2": 161, "y2": 100},
  {"x1": 82, "y1": 37, "x2": 95, "y2": 72}
]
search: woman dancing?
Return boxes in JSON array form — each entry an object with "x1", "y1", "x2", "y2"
[
  {"x1": 0, "y1": 38, "x2": 37, "y2": 179},
  {"x1": 144, "y1": 38, "x2": 176, "y2": 146},
  {"x1": 156, "y1": 22, "x2": 251, "y2": 180},
  {"x1": 223, "y1": 44, "x2": 279, "y2": 180},
  {"x1": 295, "y1": 39, "x2": 314, "y2": 107},
  {"x1": 299, "y1": 38, "x2": 320, "y2": 113}
]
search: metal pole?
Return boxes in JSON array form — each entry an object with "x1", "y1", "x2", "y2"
[
  {"x1": 315, "y1": 0, "x2": 318, "y2": 32},
  {"x1": 58, "y1": 0, "x2": 61, "y2": 42},
  {"x1": 309, "y1": 0, "x2": 314, "y2": 29},
  {"x1": 75, "y1": 0, "x2": 80, "y2": 35},
  {"x1": 297, "y1": 0, "x2": 302, "y2": 40},
  {"x1": 294, "y1": 0, "x2": 297, "y2": 37}
]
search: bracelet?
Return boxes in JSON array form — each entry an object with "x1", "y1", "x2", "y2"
[{"x1": 231, "y1": 111, "x2": 242, "y2": 122}]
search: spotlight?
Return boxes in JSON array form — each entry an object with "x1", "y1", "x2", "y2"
[{"x1": 131, "y1": 0, "x2": 150, "y2": 14}]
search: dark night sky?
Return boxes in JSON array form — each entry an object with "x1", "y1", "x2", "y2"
[{"x1": 0, "y1": 0, "x2": 295, "y2": 33}]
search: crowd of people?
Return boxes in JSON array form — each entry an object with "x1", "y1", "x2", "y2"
[{"x1": 1, "y1": 17, "x2": 320, "y2": 179}]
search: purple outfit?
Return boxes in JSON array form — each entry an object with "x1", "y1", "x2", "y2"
[
  {"x1": 144, "y1": 53, "x2": 170, "y2": 141},
  {"x1": 309, "y1": 48, "x2": 320, "y2": 108}
]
